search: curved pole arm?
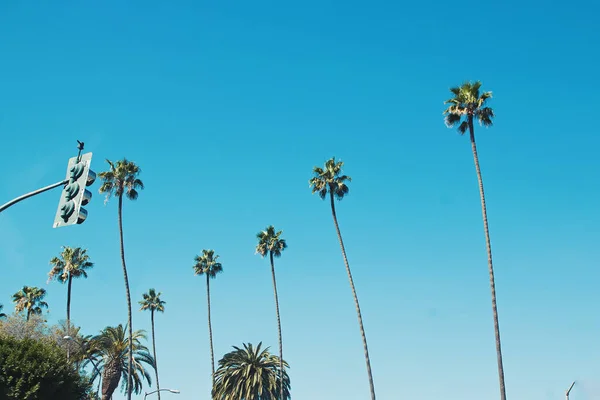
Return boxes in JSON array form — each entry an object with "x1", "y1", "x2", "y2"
[{"x1": 0, "y1": 179, "x2": 68, "y2": 213}]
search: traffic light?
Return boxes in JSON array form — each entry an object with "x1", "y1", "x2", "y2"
[{"x1": 53, "y1": 152, "x2": 96, "y2": 228}]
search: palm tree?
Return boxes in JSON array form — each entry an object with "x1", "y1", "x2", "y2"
[
  {"x1": 12, "y1": 286, "x2": 49, "y2": 321},
  {"x1": 255, "y1": 226, "x2": 287, "y2": 400},
  {"x1": 0, "y1": 304, "x2": 6, "y2": 319},
  {"x1": 48, "y1": 246, "x2": 94, "y2": 360},
  {"x1": 139, "y1": 289, "x2": 166, "y2": 400},
  {"x1": 443, "y1": 80, "x2": 506, "y2": 400},
  {"x1": 193, "y1": 249, "x2": 223, "y2": 389},
  {"x1": 87, "y1": 324, "x2": 155, "y2": 400},
  {"x1": 213, "y1": 342, "x2": 290, "y2": 400},
  {"x1": 309, "y1": 157, "x2": 376, "y2": 400},
  {"x1": 98, "y1": 158, "x2": 144, "y2": 400}
]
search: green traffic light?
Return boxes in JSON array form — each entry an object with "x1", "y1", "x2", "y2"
[
  {"x1": 60, "y1": 201, "x2": 75, "y2": 222},
  {"x1": 69, "y1": 163, "x2": 85, "y2": 181},
  {"x1": 64, "y1": 182, "x2": 80, "y2": 201}
]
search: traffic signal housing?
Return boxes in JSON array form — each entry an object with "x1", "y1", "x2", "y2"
[{"x1": 53, "y1": 152, "x2": 96, "y2": 228}]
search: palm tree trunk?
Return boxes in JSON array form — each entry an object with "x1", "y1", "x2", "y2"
[
  {"x1": 207, "y1": 275, "x2": 216, "y2": 390},
  {"x1": 329, "y1": 191, "x2": 376, "y2": 400},
  {"x1": 66, "y1": 272, "x2": 73, "y2": 362},
  {"x1": 151, "y1": 310, "x2": 161, "y2": 400},
  {"x1": 102, "y1": 360, "x2": 121, "y2": 400},
  {"x1": 269, "y1": 252, "x2": 284, "y2": 400},
  {"x1": 118, "y1": 193, "x2": 134, "y2": 400},
  {"x1": 468, "y1": 118, "x2": 507, "y2": 400},
  {"x1": 26, "y1": 308, "x2": 30, "y2": 321}
]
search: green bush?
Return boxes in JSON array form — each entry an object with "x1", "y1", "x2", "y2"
[{"x1": 0, "y1": 335, "x2": 92, "y2": 399}]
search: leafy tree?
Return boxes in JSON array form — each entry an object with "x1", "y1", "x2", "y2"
[
  {"x1": 255, "y1": 226, "x2": 287, "y2": 400},
  {"x1": 139, "y1": 289, "x2": 166, "y2": 400},
  {"x1": 443, "y1": 80, "x2": 506, "y2": 400},
  {"x1": 213, "y1": 342, "x2": 290, "y2": 400},
  {"x1": 12, "y1": 286, "x2": 49, "y2": 321},
  {"x1": 0, "y1": 335, "x2": 92, "y2": 399},
  {"x1": 98, "y1": 158, "x2": 144, "y2": 400},
  {"x1": 0, "y1": 313, "x2": 49, "y2": 341},
  {"x1": 0, "y1": 304, "x2": 6, "y2": 319},
  {"x1": 193, "y1": 249, "x2": 223, "y2": 389},
  {"x1": 310, "y1": 157, "x2": 376, "y2": 400},
  {"x1": 87, "y1": 324, "x2": 154, "y2": 400},
  {"x1": 48, "y1": 246, "x2": 94, "y2": 359}
]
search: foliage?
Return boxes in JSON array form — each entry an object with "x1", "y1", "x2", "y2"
[
  {"x1": 0, "y1": 313, "x2": 49, "y2": 341},
  {"x1": 0, "y1": 304, "x2": 6, "y2": 319},
  {"x1": 443, "y1": 80, "x2": 494, "y2": 134},
  {"x1": 0, "y1": 335, "x2": 93, "y2": 399},
  {"x1": 47, "y1": 246, "x2": 94, "y2": 284},
  {"x1": 86, "y1": 324, "x2": 155, "y2": 399},
  {"x1": 193, "y1": 249, "x2": 223, "y2": 279},
  {"x1": 98, "y1": 158, "x2": 144, "y2": 203},
  {"x1": 309, "y1": 157, "x2": 351, "y2": 201},
  {"x1": 12, "y1": 286, "x2": 48, "y2": 321},
  {"x1": 213, "y1": 342, "x2": 290, "y2": 400},
  {"x1": 139, "y1": 289, "x2": 166, "y2": 314},
  {"x1": 255, "y1": 226, "x2": 287, "y2": 258}
]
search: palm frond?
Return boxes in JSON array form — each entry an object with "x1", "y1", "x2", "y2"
[
  {"x1": 444, "y1": 81, "x2": 494, "y2": 137},
  {"x1": 310, "y1": 157, "x2": 352, "y2": 202}
]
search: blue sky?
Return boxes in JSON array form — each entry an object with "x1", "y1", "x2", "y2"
[{"x1": 0, "y1": 1, "x2": 599, "y2": 399}]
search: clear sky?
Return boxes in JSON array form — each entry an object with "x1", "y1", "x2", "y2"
[{"x1": 0, "y1": 1, "x2": 599, "y2": 399}]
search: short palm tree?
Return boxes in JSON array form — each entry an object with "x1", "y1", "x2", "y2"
[
  {"x1": 193, "y1": 249, "x2": 223, "y2": 389},
  {"x1": 310, "y1": 157, "x2": 376, "y2": 400},
  {"x1": 12, "y1": 286, "x2": 49, "y2": 321},
  {"x1": 47, "y1": 246, "x2": 94, "y2": 359},
  {"x1": 87, "y1": 324, "x2": 155, "y2": 400},
  {"x1": 255, "y1": 225, "x2": 287, "y2": 400},
  {"x1": 0, "y1": 304, "x2": 6, "y2": 319},
  {"x1": 139, "y1": 289, "x2": 166, "y2": 400},
  {"x1": 98, "y1": 158, "x2": 144, "y2": 400},
  {"x1": 213, "y1": 342, "x2": 290, "y2": 400},
  {"x1": 443, "y1": 81, "x2": 506, "y2": 400}
]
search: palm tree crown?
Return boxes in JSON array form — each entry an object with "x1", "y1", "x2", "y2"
[
  {"x1": 12, "y1": 286, "x2": 49, "y2": 320},
  {"x1": 255, "y1": 226, "x2": 287, "y2": 258},
  {"x1": 213, "y1": 342, "x2": 290, "y2": 400},
  {"x1": 309, "y1": 157, "x2": 351, "y2": 201},
  {"x1": 139, "y1": 289, "x2": 166, "y2": 313},
  {"x1": 443, "y1": 80, "x2": 494, "y2": 134},
  {"x1": 98, "y1": 158, "x2": 144, "y2": 202},
  {"x1": 48, "y1": 246, "x2": 94, "y2": 283},
  {"x1": 193, "y1": 249, "x2": 223, "y2": 278},
  {"x1": 88, "y1": 324, "x2": 155, "y2": 399}
]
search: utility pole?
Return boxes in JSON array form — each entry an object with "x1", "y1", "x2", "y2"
[{"x1": 566, "y1": 381, "x2": 576, "y2": 400}]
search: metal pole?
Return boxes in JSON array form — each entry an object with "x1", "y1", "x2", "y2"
[
  {"x1": 0, "y1": 179, "x2": 68, "y2": 214},
  {"x1": 566, "y1": 381, "x2": 576, "y2": 400}
]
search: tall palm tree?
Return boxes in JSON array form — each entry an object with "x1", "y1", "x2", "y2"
[
  {"x1": 47, "y1": 246, "x2": 94, "y2": 360},
  {"x1": 12, "y1": 286, "x2": 49, "y2": 321},
  {"x1": 139, "y1": 289, "x2": 166, "y2": 400},
  {"x1": 0, "y1": 304, "x2": 6, "y2": 319},
  {"x1": 443, "y1": 80, "x2": 506, "y2": 400},
  {"x1": 86, "y1": 324, "x2": 154, "y2": 400},
  {"x1": 309, "y1": 157, "x2": 376, "y2": 400},
  {"x1": 99, "y1": 158, "x2": 144, "y2": 400},
  {"x1": 255, "y1": 226, "x2": 287, "y2": 400},
  {"x1": 193, "y1": 249, "x2": 223, "y2": 389},
  {"x1": 213, "y1": 342, "x2": 290, "y2": 400}
]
